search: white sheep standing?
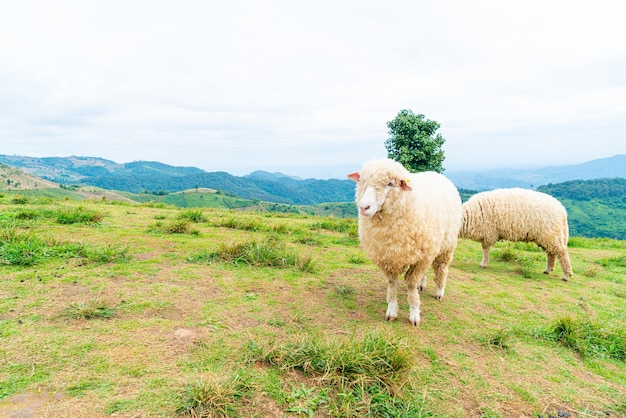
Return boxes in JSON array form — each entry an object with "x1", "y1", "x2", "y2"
[
  {"x1": 348, "y1": 158, "x2": 463, "y2": 326},
  {"x1": 459, "y1": 188, "x2": 573, "y2": 281}
]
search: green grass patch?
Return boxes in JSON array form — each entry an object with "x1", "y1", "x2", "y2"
[
  {"x1": 245, "y1": 332, "x2": 430, "y2": 416},
  {"x1": 79, "y1": 243, "x2": 131, "y2": 263},
  {"x1": 177, "y1": 209, "x2": 208, "y2": 223},
  {"x1": 0, "y1": 228, "x2": 131, "y2": 266},
  {"x1": 214, "y1": 216, "x2": 267, "y2": 232},
  {"x1": 176, "y1": 373, "x2": 252, "y2": 417},
  {"x1": 248, "y1": 332, "x2": 412, "y2": 388},
  {"x1": 55, "y1": 206, "x2": 104, "y2": 224},
  {"x1": 0, "y1": 229, "x2": 47, "y2": 266},
  {"x1": 537, "y1": 316, "x2": 626, "y2": 361},
  {"x1": 147, "y1": 219, "x2": 199, "y2": 235},
  {"x1": 479, "y1": 328, "x2": 515, "y2": 351},
  {"x1": 188, "y1": 237, "x2": 314, "y2": 272}
]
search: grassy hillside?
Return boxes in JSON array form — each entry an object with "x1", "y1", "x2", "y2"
[
  {"x1": 0, "y1": 163, "x2": 60, "y2": 191},
  {"x1": 0, "y1": 196, "x2": 624, "y2": 417}
]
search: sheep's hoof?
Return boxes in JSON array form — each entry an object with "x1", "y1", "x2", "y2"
[
  {"x1": 543, "y1": 270, "x2": 550, "y2": 274},
  {"x1": 479, "y1": 264, "x2": 487, "y2": 269},
  {"x1": 385, "y1": 315, "x2": 396, "y2": 322},
  {"x1": 410, "y1": 319, "x2": 420, "y2": 327},
  {"x1": 561, "y1": 276, "x2": 569, "y2": 282}
]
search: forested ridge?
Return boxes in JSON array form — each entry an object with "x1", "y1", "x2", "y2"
[
  {"x1": 537, "y1": 178, "x2": 626, "y2": 240},
  {"x1": 537, "y1": 178, "x2": 626, "y2": 200}
]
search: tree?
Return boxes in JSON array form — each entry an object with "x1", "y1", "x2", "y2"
[{"x1": 385, "y1": 109, "x2": 446, "y2": 173}]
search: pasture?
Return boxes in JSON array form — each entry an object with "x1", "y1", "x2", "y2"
[{"x1": 0, "y1": 196, "x2": 625, "y2": 417}]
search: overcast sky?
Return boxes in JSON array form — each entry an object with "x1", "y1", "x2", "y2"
[{"x1": 1, "y1": 1, "x2": 625, "y2": 178}]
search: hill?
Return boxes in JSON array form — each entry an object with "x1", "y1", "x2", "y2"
[
  {"x1": 0, "y1": 155, "x2": 355, "y2": 205},
  {"x1": 0, "y1": 163, "x2": 60, "y2": 191},
  {"x1": 447, "y1": 154, "x2": 626, "y2": 190},
  {"x1": 537, "y1": 178, "x2": 626, "y2": 240}
]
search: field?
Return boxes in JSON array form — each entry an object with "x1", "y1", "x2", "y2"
[{"x1": 0, "y1": 195, "x2": 625, "y2": 417}]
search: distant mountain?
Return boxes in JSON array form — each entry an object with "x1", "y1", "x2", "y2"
[
  {"x1": 3, "y1": 157, "x2": 625, "y2": 239},
  {"x1": 0, "y1": 155, "x2": 356, "y2": 205},
  {"x1": 2, "y1": 154, "x2": 625, "y2": 205},
  {"x1": 447, "y1": 154, "x2": 626, "y2": 190}
]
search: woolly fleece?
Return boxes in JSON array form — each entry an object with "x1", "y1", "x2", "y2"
[{"x1": 460, "y1": 188, "x2": 573, "y2": 280}]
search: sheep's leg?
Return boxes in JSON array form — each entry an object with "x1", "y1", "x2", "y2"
[
  {"x1": 544, "y1": 253, "x2": 556, "y2": 274},
  {"x1": 556, "y1": 248, "x2": 573, "y2": 281},
  {"x1": 419, "y1": 275, "x2": 427, "y2": 291},
  {"x1": 385, "y1": 274, "x2": 399, "y2": 322},
  {"x1": 405, "y1": 265, "x2": 427, "y2": 326},
  {"x1": 480, "y1": 242, "x2": 491, "y2": 268},
  {"x1": 407, "y1": 282, "x2": 421, "y2": 326},
  {"x1": 433, "y1": 251, "x2": 454, "y2": 300}
]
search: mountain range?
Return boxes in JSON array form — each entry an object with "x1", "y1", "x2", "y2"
[
  {"x1": 1, "y1": 154, "x2": 625, "y2": 205},
  {"x1": 0, "y1": 155, "x2": 355, "y2": 205},
  {"x1": 445, "y1": 154, "x2": 626, "y2": 190}
]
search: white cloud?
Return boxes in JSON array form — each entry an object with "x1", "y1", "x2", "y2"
[{"x1": 1, "y1": 0, "x2": 625, "y2": 177}]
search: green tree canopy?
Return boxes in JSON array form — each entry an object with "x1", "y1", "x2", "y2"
[{"x1": 385, "y1": 109, "x2": 445, "y2": 173}]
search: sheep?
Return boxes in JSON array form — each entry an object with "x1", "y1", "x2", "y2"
[
  {"x1": 348, "y1": 158, "x2": 463, "y2": 326},
  {"x1": 459, "y1": 188, "x2": 573, "y2": 281}
]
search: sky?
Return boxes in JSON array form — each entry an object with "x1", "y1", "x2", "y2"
[{"x1": 1, "y1": 1, "x2": 625, "y2": 179}]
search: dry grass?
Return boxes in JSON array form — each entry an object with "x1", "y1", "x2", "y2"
[{"x1": 0, "y1": 199, "x2": 625, "y2": 417}]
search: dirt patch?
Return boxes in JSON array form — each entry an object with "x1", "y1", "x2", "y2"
[
  {"x1": 0, "y1": 392, "x2": 65, "y2": 417},
  {"x1": 173, "y1": 327, "x2": 205, "y2": 341}
]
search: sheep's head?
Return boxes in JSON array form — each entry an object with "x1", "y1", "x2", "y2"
[{"x1": 348, "y1": 159, "x2": 412, "y2": 217}]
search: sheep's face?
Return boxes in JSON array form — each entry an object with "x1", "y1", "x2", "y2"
[{"x1": 347, "y1": 172, "x2": 411, "y2": 217}]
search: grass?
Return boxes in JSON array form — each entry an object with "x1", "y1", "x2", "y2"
[
  {"x1": 55, "y1": 206, "x2": 104, "y2": 224},
  {"x1": 244, "y1": 332, "x2": 428, "y2": 416},
  {"x1": 176, "y1": 373, "x2": 252, "y2": 417},
  {"x1": 188, "y1": 236, "x2": 315, "y2": 272},
  {"x1": 60, "y1": 298, "x2": 119, "y2": 320},
  {"x1": 538, "y1": 316, "x2": 626, "y2": 361},
  {"x1": 177, "y1": 209, "x2": 208, "y2": 223},
  {"x1": 0, "y1": 228, "x2": 131, "y2": 266},
  {"x1": 0, "y1": 196, "x2": 625, "y2": 417}
]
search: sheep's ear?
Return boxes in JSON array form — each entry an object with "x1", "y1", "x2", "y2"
[
  {"x1": 400, "y1": 179, "x2": 412, "y2": 191},
  {"x1": 347, "y1": 172, "x2": 360, "y2": 182}
]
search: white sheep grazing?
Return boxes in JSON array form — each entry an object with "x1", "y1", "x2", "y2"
[
  {"x1": 459, "y1": 188, "x2": 573, "y2": 281},
  {"x1": 348, "y1": 158, "x2": 463, "y2": 326}
]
